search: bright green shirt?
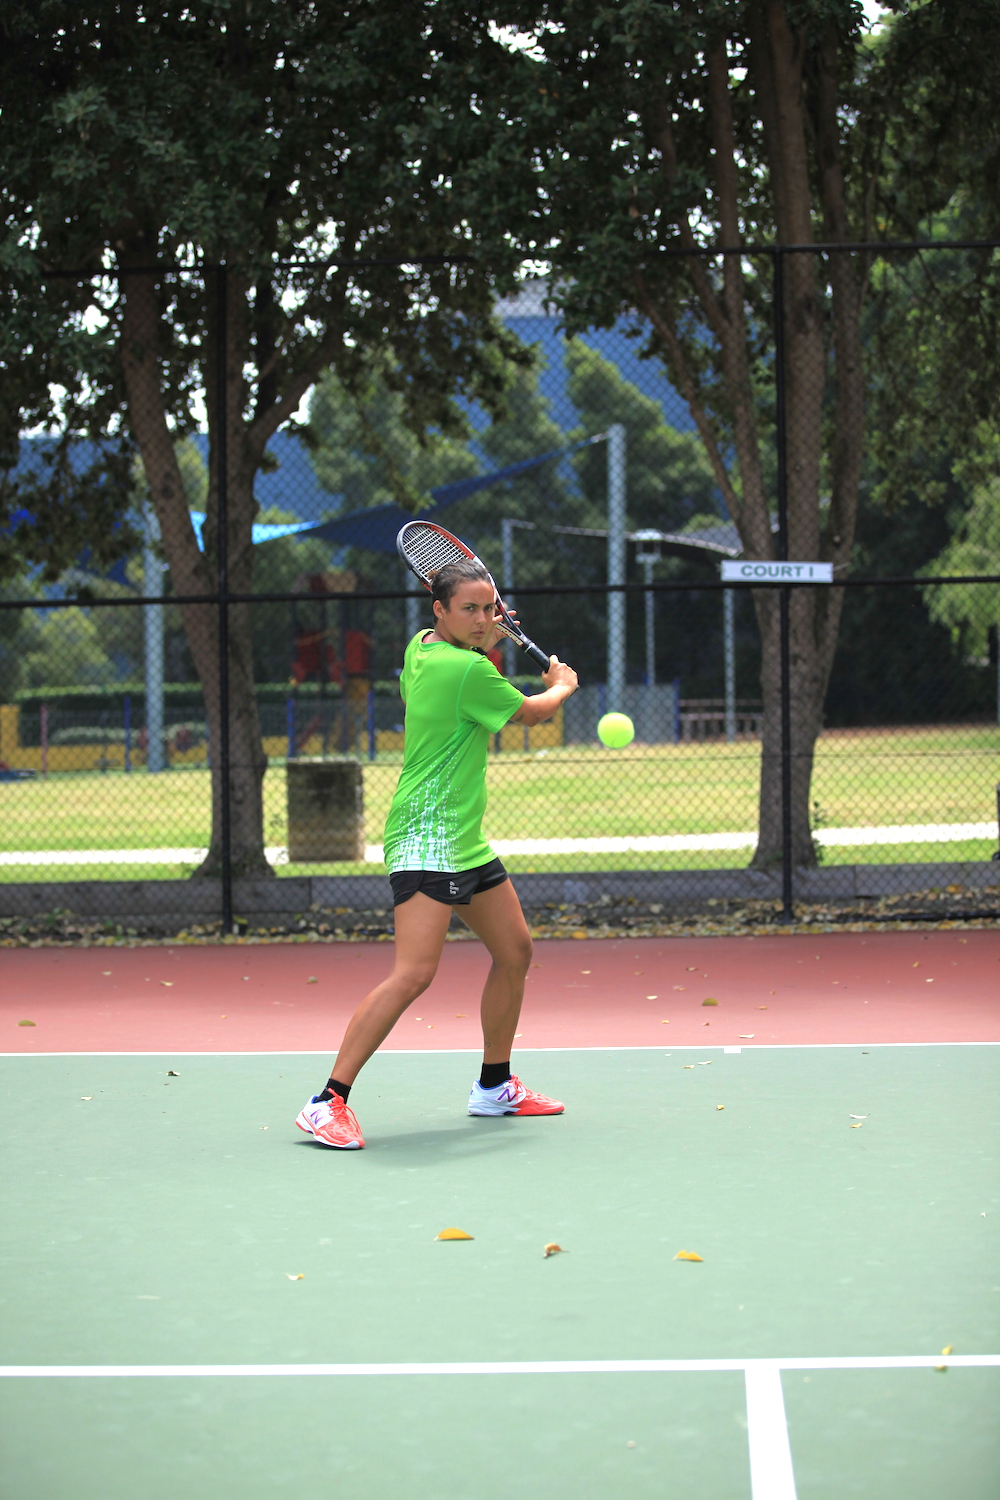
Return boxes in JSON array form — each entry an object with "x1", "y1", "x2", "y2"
[{"x1": 383, "y1": 633, "x2": 524, "y2": 873}]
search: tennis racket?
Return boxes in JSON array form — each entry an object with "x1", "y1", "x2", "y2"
[{"x1": 397, "y1": 519, "x2": 552, "y2": 672}]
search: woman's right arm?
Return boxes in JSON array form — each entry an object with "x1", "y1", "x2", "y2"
[{"x1": 509, "y1": 657, "x2": 578, "y2": 727}]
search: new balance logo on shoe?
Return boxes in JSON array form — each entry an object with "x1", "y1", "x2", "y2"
[{"x1": 468, "y1": 1075, "x2": 564, "y2": 1117}]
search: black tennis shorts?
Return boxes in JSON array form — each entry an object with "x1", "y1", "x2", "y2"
[{"x1": 389, "y1": 857, "x2": 508, "y2": 908}]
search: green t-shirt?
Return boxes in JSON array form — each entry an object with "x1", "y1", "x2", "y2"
[{"x1": 383, "y1": 633, "x2": 524, "y2": 873}]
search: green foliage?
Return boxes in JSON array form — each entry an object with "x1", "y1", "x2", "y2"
[
  {"x1": 565, "y1": 340, "x2": 719, "y2": 532},
  {"x1": 309, "y1": 361, "x2": 481, "y2": 514},
  {"x1": 17, "y1": 607, "x2": 118, "y2": 691},
  {"x1": 920, "y1": 475, "x2": 1000, "y2": 657},
  {"x1": 0, "y1": 0, "x2": 529, "y2": 579}
]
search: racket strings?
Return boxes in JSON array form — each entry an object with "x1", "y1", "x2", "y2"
[
  {"x1": 400, "y1": 526, "x2": 467, "y2": 582},
  {"x1": 400, "y1": 520, "x2": 522, "y2": 647}
]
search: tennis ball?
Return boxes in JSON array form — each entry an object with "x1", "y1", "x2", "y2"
[{"x1": 597, "y1": 712, "x2": 635, "y2": 748}]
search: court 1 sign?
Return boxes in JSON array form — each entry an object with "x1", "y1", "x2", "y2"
[{"x1": 720, "y1": 561, "x2": 834, "y2": 583}]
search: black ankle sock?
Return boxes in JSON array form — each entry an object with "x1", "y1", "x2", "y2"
[
  {"x1": 479, "y1": 1061, "x2": 511, "y2": 1090},
  {"x1": 317, "y1": 1077, "x2": 351, "y2": 1103}
]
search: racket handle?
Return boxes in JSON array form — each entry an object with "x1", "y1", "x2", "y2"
[{"x1": 521, "y1": 638, "x2": 552, "y2": 672}]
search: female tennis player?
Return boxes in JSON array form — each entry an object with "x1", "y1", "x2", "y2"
[{"x1": 295, "y1": 558, "x2": 578, "y2": 1149}]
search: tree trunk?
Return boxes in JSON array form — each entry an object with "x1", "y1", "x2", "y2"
[
  {"x1": 119, "y1": 262, "x2": 272, "y2": 880},
  {"x1": 749, "y1": 586, "x2": 845, "y2": 869}
]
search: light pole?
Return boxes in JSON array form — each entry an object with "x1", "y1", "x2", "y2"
[
  {"x1": 633, "y1": 531, "x2": 660, "y2": 688},
  {"x1": 724, "y1": 587, "x2": 736, "y2": 742},
  {"x1": 501, "y1": 515, "x2": 516, "y2": 677},
  {"x1": 607, "y1": 423, "x2": 626, "y2": 710}
]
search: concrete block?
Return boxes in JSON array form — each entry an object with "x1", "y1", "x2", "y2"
[{"x1": 286, "y1": 758, "x2": 364, "y2": 862}]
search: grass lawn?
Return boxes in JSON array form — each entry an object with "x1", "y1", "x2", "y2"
[{"x1": 0, "y1": 724, "x2": 996, "y2": 882}]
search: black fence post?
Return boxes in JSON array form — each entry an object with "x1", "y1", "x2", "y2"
[
  {"x1": 215, "y1": 264, "x2": 234, "y2": 934},
  {"x1": 773, "y1": 249, "x2": 795, "y2": 922}
]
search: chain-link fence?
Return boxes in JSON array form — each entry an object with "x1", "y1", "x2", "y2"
[{"x1": 2, "y1": 247, "x2": 998, "y2": 934}]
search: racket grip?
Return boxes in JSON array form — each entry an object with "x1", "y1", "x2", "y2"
[{"x1": 522, "y1": 639, "x2": 552, "y2": 672}]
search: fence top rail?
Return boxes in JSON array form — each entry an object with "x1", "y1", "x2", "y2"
[{"x1": 0, "y1": 574, "x2": 997, "y2": 611}]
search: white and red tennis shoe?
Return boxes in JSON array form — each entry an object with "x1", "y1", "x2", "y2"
[
  {"x1": 468, "y1": 1075, "x2": 564, "y2": 1117},
  {"x1": 296, "y1": 1094, "x2": 365, "y2": 1149}
]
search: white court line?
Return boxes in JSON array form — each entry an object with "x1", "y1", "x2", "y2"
[
  {"x1": 3, "y1": 1355, "x2": 997, "y2": 1500},
  {"x1": 746, "y1": 1363, "x2": 797, "y2": 1500},
  {"x1": 2, "y1": 1355, "x2": 996, "y2": 1377},
  {"x1": 3, "y1": 1041, "x2": 998, "y2": 1059}
]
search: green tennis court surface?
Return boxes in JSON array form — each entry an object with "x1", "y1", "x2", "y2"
[{"x1": 1, "y1": 1044, "x2": 997, "y2": 1498}]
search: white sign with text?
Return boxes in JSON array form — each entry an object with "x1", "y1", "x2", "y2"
[{"x1": 720, "y1": 560, "x2": 834, "y2": 583}]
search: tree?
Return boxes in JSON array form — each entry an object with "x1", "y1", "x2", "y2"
[
  {"x1": 1, "y1": 0, "x2": 524, "y2": 877},
  {"x1": 921, "y1": 473, "x2": 1000, "y2": 661},
  {"x1": 564, "y1": 339, "x2": 720, "y2": 533},
  {"x1": 445, "y1": 0, "x2": 996, "y2": 870}
]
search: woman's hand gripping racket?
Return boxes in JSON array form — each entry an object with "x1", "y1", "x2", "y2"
[{"x1": 397, "y1": 520, "x2": 552, "y2": 671}]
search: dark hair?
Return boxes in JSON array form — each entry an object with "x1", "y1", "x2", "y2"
[{"x1": 429, "y1": 559, "x2": 491, "y2": 609}]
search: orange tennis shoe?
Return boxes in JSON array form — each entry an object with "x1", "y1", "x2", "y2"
[
  {"x1": 468, "y1": 1075, "x2": 564, "y2": 1117},
  {"x1": 295, "y1": 1093, "x2": 365, "y2": 1149}
]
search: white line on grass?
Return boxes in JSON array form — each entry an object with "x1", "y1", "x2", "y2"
[{"x1": 1, "y1": 818, "x2": 995, "y2": 866}]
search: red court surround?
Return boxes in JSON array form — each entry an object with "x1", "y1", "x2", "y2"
[{"x1": 2, "y1": 930, "x2": 997, "y2": 1053}]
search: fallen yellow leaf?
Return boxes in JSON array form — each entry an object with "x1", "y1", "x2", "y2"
[
  {"x1": 101, "y1": 971, "x2": 111, "y2": 975},
  {"x1": 673, "y1": 986, "x2": 687, "y2": 991},
  {"x1": 580, "y1": 970, "x2": 591, "y2": 974},
  {"x1": 941, "y1": 1345, "x2": 953, "y2": 1355},
  {"x1": 739, "y1": 1034, "x2": 754, "y2": 1039},
  {"x1": 436, "y1": 1227, "x2": 474, "y2": 1241},
  {"x1": 159, "y1": 981, "x2": 173, "y2": 987},
  {"x1": 543, "y1": 1243, "x2": 566, "y2": 1258},
  {"x1": 285, "y1": 1273, "x2": 303, "y2": 1280},
  {"x1": 674, "y1": 1250, "x2": 703, "y2": 1262},
  {"x1": 684, "y1": 1064, "x2": 695, "y2": 1069},
  {"x1": 702, "y1": 998, "x2": 718, "y2": 1006},
  {"x1": 716, "y1": 1105, "x2": 725, "y2": 1111},
  {"x1": 81, "y1": 1096, "x2": 93, "y2": 1101},
  {"x1": 17, "y1": 1020, "x2": 35, "y2": 1027},
  {"x1": 850, "y1": 1122, "x2": 863, "y2": 1128},
  {"x1": 307, "y1": 976, "x2": 318, "y2": 983},
  {"x1": 661, "y1": 1019, "x2": 670, "y2": 1024},
  {"x1": 685, "y1": 966, "x2": 697, "y2": 971},
  {"x1": 646, "y1": 994, "x2": 658, "y2": 1000},
  {"x1": 935, "y1": 1364, "x2": 947, "y2": 1372}
]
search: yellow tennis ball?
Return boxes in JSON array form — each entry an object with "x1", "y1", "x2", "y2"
[{"x1": 597, "y1": 712, "x2": 634, "y2": 748}]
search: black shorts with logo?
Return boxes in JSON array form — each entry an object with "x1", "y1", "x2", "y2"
[{"x1": 389, "y1": 857, "x2": 508, "y2": 908}]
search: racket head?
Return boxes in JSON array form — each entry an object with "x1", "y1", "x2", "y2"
[
  {"x1": 396, "y1": 520, "x2": 482, "y2": 591},
  {"x1": 396, "y1": 518, "x2": 541, "y2": 660}
]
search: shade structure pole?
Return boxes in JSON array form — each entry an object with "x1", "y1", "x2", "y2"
[
  {"x1": 143, "y1": 500, "x2": 165, "y2": 774},
  {"x1": 405, "y1": 591, "x2": 421, "y2": 642},
  {"x1": 724, "y1": 587, "x2": 736, "y2": 742},
  {"x1": 607, "y1": 423, "x2": 627, "y2": 710}
]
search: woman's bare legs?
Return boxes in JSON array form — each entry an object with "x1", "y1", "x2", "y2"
[
  {"x1": 458, "y1": 880, "x2": 533, "y2": 1064},
  {"x1": 330, "y1": 893, "x2": 452, "y2": 1085},
  {"x1": 327, "y1": 878, "x2": 531, "y2": 1088}
]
